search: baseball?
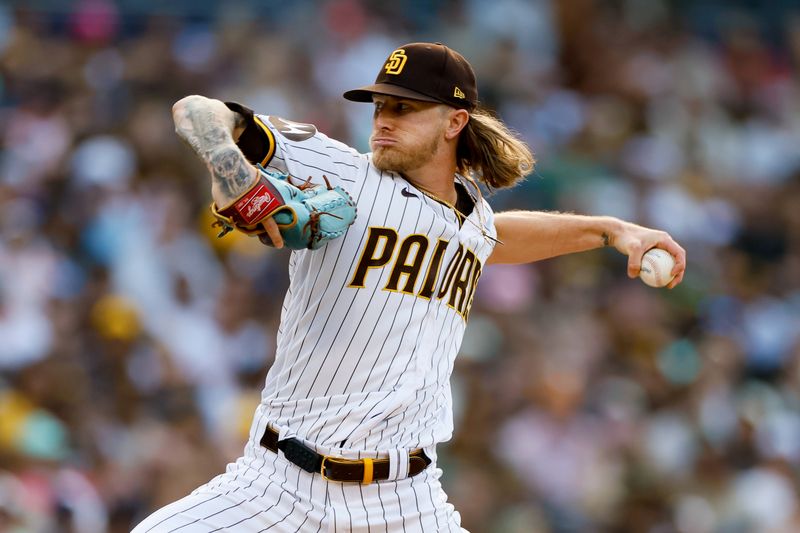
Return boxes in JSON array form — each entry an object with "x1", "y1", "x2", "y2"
[{"x1": 639, "y1": 248, "x2": 676, "y2": 288}]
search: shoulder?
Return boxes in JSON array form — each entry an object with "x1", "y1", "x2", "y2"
[
  {"x1": 258, "y1": 114, "x2": 363, "y2": 157},
  {"x1": 254, "y1": 113, "x2": 373, "y2": 192}
]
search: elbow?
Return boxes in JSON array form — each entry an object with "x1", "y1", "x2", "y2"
[
  {"x1": 172, "y1": 94, "x2": 220, "y2": 126},
  {"x1": 172, "y1": 94, "x2": 204, "y2": 123}
]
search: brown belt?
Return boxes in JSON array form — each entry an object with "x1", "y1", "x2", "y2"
[{"x1": 260, "y1": 426, "x2": 431, "y2": 484}]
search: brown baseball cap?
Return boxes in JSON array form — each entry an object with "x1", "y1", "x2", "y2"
[{"x1": 343, "y1": 42, "x2": 478, "y2": 110}]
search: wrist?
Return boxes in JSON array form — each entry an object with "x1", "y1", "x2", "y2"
[
  {"x1": 209, "y1": 147, "x2": 258, "y2": 208},
  {"x1": 598, "y1": 216, "x2": 623, "y2": 247}
]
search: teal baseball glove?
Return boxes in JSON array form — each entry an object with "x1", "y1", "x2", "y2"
[{"x1": 211, "y1": 167, "x2": 357, "y2": 250}]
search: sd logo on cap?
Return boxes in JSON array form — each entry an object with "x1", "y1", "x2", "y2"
[{"x1": 344, "y1": 42, "x2": 478, "y2": 110}]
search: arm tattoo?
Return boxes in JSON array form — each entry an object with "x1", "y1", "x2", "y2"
[
  {"x1": 174, "y1": 98, "x2": 255, "y2": 203},
  {"x1": 174, "y1": 103, "x2": 232, "y2": 160},
  {"x1": 602, "y1": 232, "x2": 611, "y2": 246},
  {"x1": 208, "y1": 146, "x2": 255, "y2": 200}
]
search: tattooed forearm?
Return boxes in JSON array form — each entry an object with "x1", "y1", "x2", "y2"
[
  {"x1": 208, "y1": 146, "x2": 256, "y2": 201},
  {"x1": 173, "y1": 96, "x2": 236, "y2": 161},
  {"x1": 172, "y1": 95, "x2": 256, "y2": 204}
]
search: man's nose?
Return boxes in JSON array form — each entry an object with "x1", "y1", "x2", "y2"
[{"x1": 373, "y1": 109, "x2": 393, "y2": 130}]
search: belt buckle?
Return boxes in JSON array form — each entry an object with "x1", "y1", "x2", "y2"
[
  {"x1": 320, "y1": 456, "x2": 374, "y2": 484},
  {"x1": 319, "y1": 456, "x2": 333, "y2": 482}
]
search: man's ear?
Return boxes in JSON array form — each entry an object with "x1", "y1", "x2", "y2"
[{"x1": 444, "y1": 108, "x2": 470, "y2": 140}]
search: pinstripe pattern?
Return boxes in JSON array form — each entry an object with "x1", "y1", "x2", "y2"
[
  {"x1": 329, "y1": 465, "x2": 465, "y2": 532},
  {"x1": 247, "y1": 116, "x2": 496, "y2": 453},
  {"x1": 135, "y1": 114, "x2": 490, "y2": 531},
  {"x1": 133, "y1": 449, "x2": 327, "y2": 532},
  {"x1": 133, "y1": 447, "x2": 465, "y2": 532}
]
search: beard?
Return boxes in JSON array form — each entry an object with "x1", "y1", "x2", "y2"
[{"x1": 371, "y1": 130, "x2": 442, "y2": 174}]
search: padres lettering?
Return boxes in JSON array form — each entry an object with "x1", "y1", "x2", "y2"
[
  {"x1": 348, "y1": 227, "x2": 482, "y2": 319},
  {"x1": 384, "y1": 49, "x2": 408, "y2": 75}
]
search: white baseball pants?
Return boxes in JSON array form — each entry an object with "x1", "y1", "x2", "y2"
[{"x1": 131, "y1": 445, "x2": 466, "y2": 532}]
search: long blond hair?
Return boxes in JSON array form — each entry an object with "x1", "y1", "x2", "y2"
[{"x1": 456, "y1": 108, "x2": 534, "y2": 190}]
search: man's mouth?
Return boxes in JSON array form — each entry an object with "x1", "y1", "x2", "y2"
[{"x1": 371, "y1": 137, "x2": 396, "y2": 147}]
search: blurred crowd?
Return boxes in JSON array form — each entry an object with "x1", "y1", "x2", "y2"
[{"x1": 1, "y1": 0, "x2": 800, "y2": 531}]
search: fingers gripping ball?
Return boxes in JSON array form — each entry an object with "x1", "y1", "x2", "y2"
[
  {"x1": 211, "y1": 167, "x2": 357, "y2": 250},
  {"x1": 639, "y1": 248, "x2": 676, "y2": 288}
]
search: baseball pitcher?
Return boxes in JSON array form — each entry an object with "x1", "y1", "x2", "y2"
[{"x1": 134, "y1": 42, "x2": 686, "y2": 532}]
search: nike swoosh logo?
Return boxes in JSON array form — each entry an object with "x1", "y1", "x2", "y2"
[{"x1": 401, "y1": 187, "x2": 418, "y2": 199}]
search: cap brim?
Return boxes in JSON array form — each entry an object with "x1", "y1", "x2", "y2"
[{"x1": 343, "y1": 83, "x2": 442, "y2": 104}]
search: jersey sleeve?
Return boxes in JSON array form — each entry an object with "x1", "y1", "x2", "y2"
[
  {"x1": 225, "y1": 101, "x2": 276, "y2": 167},
  {"x1": 225, "y1": 102, "x2": 364, "y2": 193}
]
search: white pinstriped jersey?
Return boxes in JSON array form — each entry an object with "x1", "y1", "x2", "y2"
[{"x1": 248, "y1": 115, "x2": 496, "y2": 455}]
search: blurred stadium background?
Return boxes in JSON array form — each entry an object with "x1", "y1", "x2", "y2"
[{"x1": 1, "y1": 0, "x2": 800, "y2": 531}]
